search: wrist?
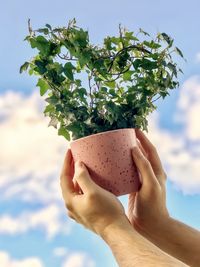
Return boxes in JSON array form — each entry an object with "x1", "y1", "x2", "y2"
[
  {"x1": 100, "y1": 216, "x2": 137, "y2": 242},
  {"x1": 135, "y1": 214, "x2": 173, "y2": 240}
]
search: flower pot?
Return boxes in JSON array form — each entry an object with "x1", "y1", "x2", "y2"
[{"x1": 70, "y1": 128, "x2": 140, "y2": 196}]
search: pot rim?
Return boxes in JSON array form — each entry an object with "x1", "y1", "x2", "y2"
[{"x1": 70, "y1": 127, "x2": 136, "y2": 144}]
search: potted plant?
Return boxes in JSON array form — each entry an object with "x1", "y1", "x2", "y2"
[{"x1": 20, "y1": 18, "x2": 185, "y2": 196}]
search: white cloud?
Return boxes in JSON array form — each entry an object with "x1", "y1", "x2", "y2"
[
  {"x1": 0, "y1": 90, "x2": 69, "y2": 203},
  {"x1": 0, "y1": 204, "x2": 71, "y2": 239},
  {"x1": 147, "y1": 75, "x2": 200, "y2": 194},
  {"x1": 53, "y1": 247, "x2": 69, "y2": 257},
  {"x1": 62, "y1": 252, "x2": 95, "y2": 267},
  {"x1": 0, "y1": 251, "x2": 43, "y2": 267},
  {"x1": 147, "y1": 113, "x2": 200, "y2": 194},
  {"x1": 175, "y1": 75, "x2": 200, "y2": 141}
]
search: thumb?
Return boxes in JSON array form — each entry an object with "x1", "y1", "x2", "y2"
[
  {"x1": 74, "y1": 160, "x2": 97, "y2": 193},
  {"x1": 132, "y1": 147, "x2": 159, "y2": 195}
]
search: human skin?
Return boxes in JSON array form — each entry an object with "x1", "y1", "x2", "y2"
[
  {"x1": 128, "y1": 129, "x2": 200, "y2": 267},
  {"x1": 60, "y1": 148, "x2": 187, "y2": 267}
]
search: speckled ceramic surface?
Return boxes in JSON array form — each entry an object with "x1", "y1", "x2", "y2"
[{"x1": 70, "y1": 128, "x2": 140, "y2": 196}]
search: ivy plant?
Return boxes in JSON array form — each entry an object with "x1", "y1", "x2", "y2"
[{"x1": 20, "y1": 18, "x2": 185, "y2": 141}]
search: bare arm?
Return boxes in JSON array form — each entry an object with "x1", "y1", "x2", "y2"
[
  {"x1": 60, "y1": 149, "x2": 188, "y2": 267},
  {"x1": 139, "y1": 216, "x2": 200, "y2": 267},
  {"x1": 128, "y1": 129, "x2": 200, "y2": 267},
  {"x1": 101, "y1": 219, "x2": 188, "y2": 267}
]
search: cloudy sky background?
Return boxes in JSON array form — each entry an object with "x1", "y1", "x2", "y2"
[{"x1": 0, "y1": 0, "x2": 200, "y2": 266}]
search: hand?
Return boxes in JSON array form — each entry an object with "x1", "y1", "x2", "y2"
[
  {"x1": 128, "y1": 129, "x2": 169, "y2": 234},
  {"x1": 60, "y1": 149, "x2": 129, "y2": 236}
]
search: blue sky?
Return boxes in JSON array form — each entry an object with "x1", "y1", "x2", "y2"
[{"x1": 0, "y1": 1, "x2": 200, "y2": 266}]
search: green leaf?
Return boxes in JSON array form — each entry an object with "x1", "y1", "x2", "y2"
[
  {"x1": 174, "y1": 47, "x2": 184, "y2": 58},
  {"x1": 66, "y1": 121, "x2": 82, "y2": 133},
  {"x1": 133, "y1": 58, "x2": 158, "y2": 70},
  {"x1": 139, "y1": 28, "x2": 150, "y2": 36},
  {"x1": 74, "y1": 29, "x2": 88, "y2": 48},
  {"x1": 45, "y1": 24, "x2": 52, "y2": 30},
  {"x1": 133, "y1": 59, "x2": 142, "y2": 70},
  {"x1": 55, "y1": 104, "x2": 64, "y2": 112},
  {"x1": 160, "y1": 33, "x2": 172, "y2": 45},
  {"x1": 20, "y1": 62, "x2": 29, "y2": 73},
  {"x1": 48, "y1": 117, "x2": 58, "y2": 128},
  {"x1": 34, "y1": 59, "x2": 48, "y2": 75},
  {"x1": 99, "y1": 87, "x2": 108, "y2": 93},
  {"x1": 123, "y1": 70, "x2": 134, "y2": 81},
  {"x1": 141, "y1": 58, "x2": 157, "y2": 70},
  {"x1": 37, "y1": 28, "x2": 49, "y2": 35},
  {"x1": 178, "y1": 68, "x2": 184, "y2": 74},
  {"x1": 28, "y1": 68, "x2": 34, "y2": 75},
  {"x1": 63, "y1": 62, "x2": 75, "y2": 81},
  {"x1": 109, "y1": 89, "x2": 117, "y2": 97},
  {"x1": 104, "y1": 81, "x2": 116, "y2": 89},
  {"x1": 45, "y1": 95, "x2": 59, "y2": 104},
  {"x1": 126, "y1": 94, "x2": 135, "y2": 104},
  {"x1": 143, "y1": 40, "x2": 161, "y2": 49},
  {"x1": 79, "y1": 51, "x2": 91, "y2": 68},
  {"x1": 73, "y1": 87, "x2": 88, "y2": 104},
  {"x1": 58, "y1": 126, "x2": 71, "y2": 140},
  {"x1": 44, "y1": 104, "x2": 55, "y2": 114},
  {"x1": 30, "y1": 36, "x2": 51, "y2": 56},
  {"x1": 167, "y1": 63, "x2": 177, "y2": 77},
  {"x1": 104, "y1": 37, "x2": 113, "y2": 50},
  {"x1": 36, "y1": 78, "x2": 50, "y2": 96},
  {"x1": 110, "y1": 36, "x2": 120, "y2": 45},
  {"x1": 124, "y1": 32, "x2": 139, "y2": 41},
  {"x1": 78, "y1": 87, "x2": 87, "y2": 98},
  {"x1": 75, "y1": 79, "x2": 82, "y2": 86}
]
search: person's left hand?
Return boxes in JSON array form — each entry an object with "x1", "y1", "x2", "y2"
[{"x1": 60, "y1": 149, "x2": 129, "y2": 236}]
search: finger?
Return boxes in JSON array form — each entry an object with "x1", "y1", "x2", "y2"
[
  {"x1": 60, "y1": 148, "x2": 73, "y2": 178},
  {"x1": 132, "y1": 146, "x2": 159, "y2": 194},
  {"x1": 74, "y1": 161, "x2": 97, "y2": 194},
  {"x1": 127, "y1": 192, "x2": 136, "y2": 219},
  {"x1": 71, "y1": 158, "x2": 81, "y2": 193},
  {"x1": 128, "y1": 192, "x2": 136, "y2": 209},
  {"x1": 135, "y1": 129, "x2": 164, "y2": 179},
  {"x1": 136, "y1": 139, "x2": 147, "y2": 158},
  {"x1": 60, "y1": 149, "x2": 75, "y2": 199}
]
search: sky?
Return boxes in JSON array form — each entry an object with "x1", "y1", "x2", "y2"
[{"x1": 0, "y1": 0, "x2": 200, "y2": 266}]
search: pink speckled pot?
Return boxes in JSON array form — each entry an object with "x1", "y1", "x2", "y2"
[{"x1": 70, "y1": 128, "x2": 141, "y2": 196}]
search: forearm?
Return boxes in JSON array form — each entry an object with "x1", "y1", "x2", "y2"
[
  {"x1": 136, "y1": 216, "x2": 200, "y2": 267},
  {"x1": 101, "y1": 218, "x2": 187, "y2": 267}
]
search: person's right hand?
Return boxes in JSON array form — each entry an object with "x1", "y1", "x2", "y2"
[
  {"x1": 60, "y1": 149, "x2": 129, "y2": 236},
  {"x1": 128, "y1": 129, "x2": 169, "y2": 235}
]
